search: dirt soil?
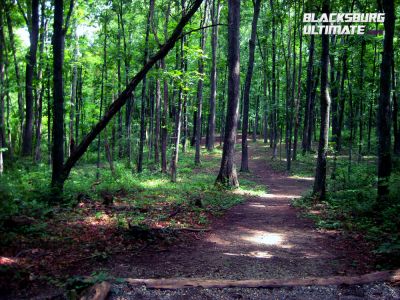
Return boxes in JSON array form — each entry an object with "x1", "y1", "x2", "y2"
[{"x1": 106, "y1": 142, "x2": 375, "y2": 282}]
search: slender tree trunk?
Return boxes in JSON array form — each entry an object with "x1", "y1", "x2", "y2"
[
  {"x1": 270, "y1": 0, "x2": 278, "y2": 159},
  {"x1": 195, "y1": 7, "x2": 207, "y2": 165},
  {"x1": 0, "y1": 5, "x2": 5, "y2": 172},
  {"x1": 302, "y1": 35, "x2": 314, "y2": 154},
  {"x1": 170, "y1": 8, "x2": 186, "y2": 182},
  {"x1": 34, "y1": 0, "x2": 46, "y2": 162},
  {"x1": 5, "y1": 5, "x2": 24, "y2": 137},
  {"x1": 377, "y1": 0, "x2": 394, "y2": 199},
  {"x1": 357, "y1": 39, "x2": 366, "y2": 162},
  {"x1": 160, "y1": 3, "x2": 170, "y2": 173},
  {"x1": 292, "y1": 0, "x2": 303, "y2": 161},
  {"x1": 96, "y1": 19, "x2": 108, "y2": 179},
  {"x1": 138, "y1": 0, "x2": 155, "y2": 173},
  {"x1": 313, "y1": 0, "x2": 330, "y2": 200},
  {"x1": 68, "y1": 28, "x2": 78, "y2": 158},
  {"x1": 392, "y1": 59, "x2": 399, "y2": 156},
  {"x1": 206, "y1": 0, "x2": 220, "y2": 151},
  {"x1": 216, "y1": 0, "x2": 240, "y2": 187},
  {"x1": 240, "y1": 0, "x2": 261, "y2": 172},
  {"x1": 368, "y1": 35, "x2": 378, "y2": 154},
  {"x1": 155, "y1": 68, "x2": 161, "y2": 164},
  {"x1": 336, "y1": 46, "x2": 348, "y2": 152},
  {"x1": 22, "y1": 0, "x2": 40, "y2": 156}
]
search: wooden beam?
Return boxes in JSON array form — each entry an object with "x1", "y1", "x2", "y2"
[{"x1": 125, "y1": 269, "x2": 400, "y2": 289}]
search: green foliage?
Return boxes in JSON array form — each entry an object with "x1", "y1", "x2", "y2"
[{"x1": 293, "y1": 156, "x2": 400, "y2": 267}]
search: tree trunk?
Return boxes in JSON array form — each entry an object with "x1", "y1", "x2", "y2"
[
  {"x1": 34, "y1": 0, "x2": 47, "y2": 162},
  {"x1": 206, "y1": 0, "x2": 220, "y2": 151},
  {"x1": 5, "y1": 4, "x2": 24, "y2": 136},
  {"x1": 22, "y1": 0, "x2": 40, "y2": 156},
  {"x1": 51, "y1": 0, "x2": 72, "y2": 192},
  {"x1": 216, "y1": 0, "x2": 240, "y2": 187},
  {"x1": 302, "y1": 35, "x2": 314, "y2": 154},
  {"x1": 270, "y1": 0, "x2": 278, "y2": 159},
  {"x1": 0, "y1": 4, "x2": 5, "y2": 172},
  {"x1": 392, "y1": 59, "x2": 399, "y2": 156},
  {"x1": 155, "y1": 68, "x2": 161, "y2": 164},
  {"x1": 292, "y1": 0, "x2": 303, "y2": 161},
  {"x1": 240, "y1": 0, "x2": 261, "y2": 172},
  {"x1": 195, "y1": 6, "x2": 207, "y2": 165},
  {"x1": 138, "y1": 0, "x2": 155, "y2": 173},
  {"x1": 377, "y1": 0, "x2": 394, "y2": 199},
  {"x1": 313, "y1": 0, "x2": 330, "y2": 200}
]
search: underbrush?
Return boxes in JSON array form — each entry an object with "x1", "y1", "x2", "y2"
[{"x1": 293, "y1": 160, "x2": 400, "y2": 269}]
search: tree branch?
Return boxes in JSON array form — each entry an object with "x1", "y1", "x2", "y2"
[
  {"x1": 61, "y1": 0, "x2": 204, "y2": 183},
  {"x1": 16, "y1": 0, "x2": 29, "y2": 27},
  {"x1": 179, "y1": 23, "x2": 226, "y2": 39},
  {"x1": 63, "y1": 0, "x2": 74, "y2": 35}
]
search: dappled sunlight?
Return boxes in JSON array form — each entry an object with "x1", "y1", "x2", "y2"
[
  {"x1": 140, "y1": 178, "x2": 170, "y2": 188},
  {"x1": 262, "y1": 193, "x2": 301, "y2": 199},
  {"x1": 223, "y1": 250, "x2": 273, "y2": 259},
  {"x1": 242, "y1": 230, "x2": 289, "y2": 247},
  {"x1": 249, "y1": 203, "x2": 266, "y2": 208},
  {"x1": 0, "y1": 256, "x2": 19, "y2": 266},
  {"x1": 288, "y1": 175, "x2": 314, "y2": 181}
]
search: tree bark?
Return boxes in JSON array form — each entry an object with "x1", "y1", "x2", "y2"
[
  {"x1": 51, "y1": 0, "x2": 74, "y2": 192},
  {"x1": 22, "y1": 0, "x2": 39, "y2": 156},
  {"x1": 206, "y1": 0, "x2": 220, "y2": 151},
  {"x1": 377, "y1": 0, "x2": 394, "y2": 199},
  {"x1": 138, "y1": 0, "x2": 155, "y2": 173},
  {"x1": 195, "y1": 6, "x2": 208, "y2": 165},
  {"x1": 5, "y1": 3, "x2": 24, "y2": 136},
  {"x1": 313, "y1": 0, "x2": 330, "y2": 200},
  {"x1": 215, "y1": 0, "x2": 240, "y2": 187},
  {"x1": 302, "y1": 35, "x2": 314, "y2": 154},
  {"x1": 240, "y1": 0, "x2": 261, "y2": 172}
]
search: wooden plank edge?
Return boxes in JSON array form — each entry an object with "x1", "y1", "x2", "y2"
[{"x1": 124, "y1": 269, "x2": 400, "y2": 289}]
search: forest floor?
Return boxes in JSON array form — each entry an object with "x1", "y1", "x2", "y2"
[
  {"x1": 107, "y1": 141, "x2": 400, "y2": 299},
  {"x1": 1, "y1": 140, "x2": 399, "y2": 299}
]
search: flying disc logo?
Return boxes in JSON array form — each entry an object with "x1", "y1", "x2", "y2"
[{"x1": 303, "y1": 13, "x2": 385, "y2": 35}]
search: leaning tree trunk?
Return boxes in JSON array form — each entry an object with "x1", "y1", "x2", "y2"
[
  {"x1": 313, "y1": 0, "x2": 330, "y2": 200},
  {"x1": 240, "y1": 0, "x2": 261, "y2": 172},
  {"x1": 392, "y1": 59, "x2": 399, "y2": 156},
  {"x1": 22, "y1": 0, "x2": 39, "y2": 156},
  {"x1": 53, "y1": 0, "x2": 203, "y2": 191},
  {"x1": 377, "y1": 0, "x2": 394, "y2": 199},
  {"x1": 216, "y1": 0, "x2": 240, "y2": 187}
]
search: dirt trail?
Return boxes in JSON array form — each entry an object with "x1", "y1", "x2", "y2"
[{"x1": 109, "y1": 142, "x2": 369, "y2": 281}]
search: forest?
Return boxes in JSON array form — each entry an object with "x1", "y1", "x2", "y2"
[{"x1": 0, "y1": 0, "x2": 399, "y2": 298}]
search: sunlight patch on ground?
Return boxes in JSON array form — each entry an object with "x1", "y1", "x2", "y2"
[
  {"x1": 262, "y1": 193, "x2": 301, "y2": 199},
  {"x1": 223, "y1": 250, "x2": 273, "y2": 259},
  {"x1": 234, "y1": 188, "x2": 301, "y2": 200},
  {"x1": 0, "y1": 256, "x2": 18, "y2": 266},
  {"x1": 288, "y1": 175, "x2": 314, "y2": 181},
  {"x1": 249, "y1": 203, "x2": 266, "y2": 208},
  {"x1": 242, "y1": 230, "x2": 286, "y2": 246},
  {"x1": 141, "y1": 178, "x2": 170, "y2": 188}
]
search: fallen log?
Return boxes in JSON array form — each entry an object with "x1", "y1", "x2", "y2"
[{"x1": 125, "y1": 269, "x2": 400, "y2": 289}]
